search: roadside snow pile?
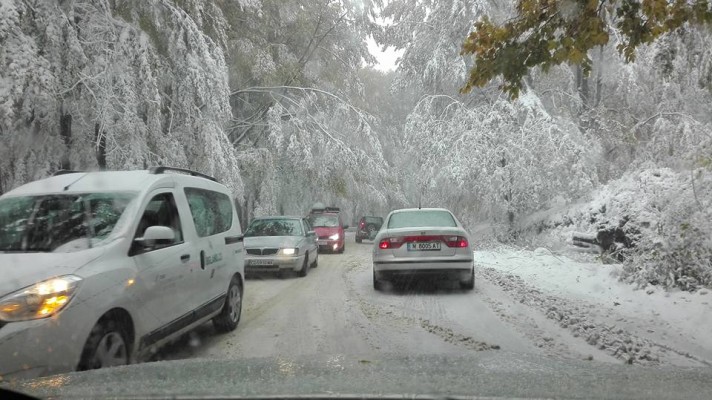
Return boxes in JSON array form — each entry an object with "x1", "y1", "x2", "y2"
[
  {"x1": 475, "y1": 247, "x2": 712, "y2": 366},
  {"x1": 519, "y1": 167, "x2": 712, "y2": 291}
]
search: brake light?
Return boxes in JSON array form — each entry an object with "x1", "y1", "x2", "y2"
[
  {"x1": 360, "y1": 221, "x2": 365, "y2": 227},
  {"x1": 378, "y1": 237, "x2": 404, "y2": 249},
  {"x1": 444, "y1": 236, "x2": 469, "y2": 248}
]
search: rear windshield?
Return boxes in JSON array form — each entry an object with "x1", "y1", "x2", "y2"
[
  {"x1": 363, "y1": 216, "x2": 383, "y2": 224},
  {"x1": 387, "y1": 210, "x2": 456, "y2": 229}
]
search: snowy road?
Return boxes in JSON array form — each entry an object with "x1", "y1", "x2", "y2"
[{"x1": 153, "y1": 234, "x2": 711, "y2": 368}]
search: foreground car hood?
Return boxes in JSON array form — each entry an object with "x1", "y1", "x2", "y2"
[
  {"x1": 0, "y1": 248, "x2": 105, "y2": 297},
  {"x1": 244, "y1": 236, "x2": 301, "y2": 249},
  {"x1": 5, "y1": 352, "x2": 712, "y2": 399}
]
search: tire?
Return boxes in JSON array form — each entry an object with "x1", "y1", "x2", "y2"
[
  {"x1": 356, "y1": 237, "x2": 362, "y2": 243},
  {"x1": 338, "y1": 242, "x2": 346, "y2": 254},
  {"x1": 373, "y1": 270, "x2": 385, "y2": 291},
  {"x1": 311, "y1": 251, "x2": 318, "y2": 268},
  {"x1": 213, "y1": 275, "x2": 242, "y2": 332},
  {"x1": 298, "y1": 253, "x2": 309, "y2": 277},
  {"x1": 460, "y1": 268, "x2": 475, "y2": 290},
  {"x1": 78, "y1": 318, "x2": 130, "y2": 371}
]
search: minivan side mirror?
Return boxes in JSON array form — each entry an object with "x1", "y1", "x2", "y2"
[{"x1": 136, "y1": 226, "x2": 175, "y2": 246}]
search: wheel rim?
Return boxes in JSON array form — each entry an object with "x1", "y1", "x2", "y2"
[
  {"x1": 94, "y1": 331, "x2": 128, "y2": 368},
  {"x1": 227, "y1": 283, "x2": 241, "y2": 323}
]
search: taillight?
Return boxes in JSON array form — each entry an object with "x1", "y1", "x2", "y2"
[
  {"x1": 360, "y1": 221, "x2": 365, "y2": 227},
  {"x1": 444, "y1": 236, "x2": 469, "y2": 248},
  {"x1": 378, "y1": 237, "x2": 404, "y2": 249}
]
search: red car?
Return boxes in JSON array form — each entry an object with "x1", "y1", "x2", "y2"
[{"x1": 307, "y1": 207, "x2": 348, "y2": 253}]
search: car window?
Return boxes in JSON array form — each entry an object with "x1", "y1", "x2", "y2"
[
  {"x1": 184, "y1": 188, "x2": 233, "y2": 237},
  {"x1": 244, "y1": 219, "x2": 303, "y2": 236},
  {"x1": 387, "y1": 210, "x2": 457, "y2": 229},
  {"x1": 134, "y1": 192, "x2": 183, "y2": 249},
  {"x1": 0, "y1": 193, "x2": 134, "y2": 253},
  {"x1": 308, "y1": 215, "x2": 339, "y2": 227}
]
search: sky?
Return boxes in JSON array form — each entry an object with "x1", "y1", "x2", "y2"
[{"x1": 367, "y1": 36, "x2": 402, "y2": 72}]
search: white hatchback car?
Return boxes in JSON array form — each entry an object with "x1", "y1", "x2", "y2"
[
  {"x1": 372, "y1": 208, "x2": 474, "y2": 290},
  {"x1": 0, "y1": 167, "x2": 245, "y2": 379}
]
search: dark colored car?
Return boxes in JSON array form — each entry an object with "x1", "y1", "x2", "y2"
[
  {"x1": 355, "y1": 215, "x2": 383, "y2": 243},
  {"x1": 308, "y1": 207, "x2": 348, "y2": 253}
]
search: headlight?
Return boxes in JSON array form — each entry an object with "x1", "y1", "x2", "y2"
[
  {"x1": 0, "y1": 275, "x2": 82, "y2": 322},
  {"x1": 280, "y1": 248, "x2": 297, "y2": 255},
  {"x1": 329, "y1": 233, "x2": 340, "y2": 240}
]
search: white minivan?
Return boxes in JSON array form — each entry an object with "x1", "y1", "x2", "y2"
[{"x1": 0, "y1": 167, "x2": 245, "y2": 379}]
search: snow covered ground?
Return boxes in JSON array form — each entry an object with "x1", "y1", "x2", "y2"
[
  {"x1": 151, "y1": 233, "x2": 711, "y2": 371},
  {"x1": 475, "y1": 246, "x2": 712, "y2": 366}
]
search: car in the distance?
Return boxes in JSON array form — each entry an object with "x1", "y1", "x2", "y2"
[
  {"x1": 0, "y1": 167, "x2": 245, "y2": 379},
  {"x1": 372, "y1": 208, "x2": 474, "y2": 291},
  {"x1": 243, "y1": 216, "x2": 318, "y2": 277},
  {"x1": 355, "y1": 216, "x2": 383, "y2": 243},
  {"x1": 307, "y1": 207, "x2": 348, "y2": 253}
]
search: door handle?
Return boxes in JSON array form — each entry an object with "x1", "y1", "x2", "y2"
[
  {"x1": 200, "y1": 250, "x2": 206, "y2": 270},
  {"x1": 180, "y1": 254, "x2": 190, "y2": 262}
]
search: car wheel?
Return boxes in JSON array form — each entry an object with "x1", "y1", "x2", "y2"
[
  {"x1": 311, "y1": 251, "x2": 318, "y2": 268},
  {"x1": 373, "y1": 270, "x2": 385, "y2": 291},
  {"x1": 78, "y1": 318, "x2": 130, "y2": 371},
  {"x1": 213, "y1": 275, "x2": 242, "y2": 332},
  {"x1": 339, "y1": 242, "x2": 346, "y2": 254},
  {"x1": 298, "y1": 254, "x2": 309, "y2": 277},
  {"x1": 460, "y1": 268, "x2": 475, "y2": 290}
]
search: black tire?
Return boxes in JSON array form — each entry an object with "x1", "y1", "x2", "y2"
[
  {"x1": 356, "y1": 237, "x2": 362, "y2": 243},
  {"x1": 298, "y1": 253, "x2": 309, "y2": 277},
  {"x1": 338, "y1": 242, "x2": 346, "y2": 254},
  {"x1": 460, "y1": 268, "x2": 475, "y2": 290},
  {"x1": 311, "y1": 251, "x2": 318, "y2": 268},
  {"x1": 78, "y1": 318, "x2": 130, "y2": 371},
  {"x1": 213, "y1": 275, "x2": 242, "y2": 332},
  {"x1": 373, "y1": 270, "x2": 385, "y2": 291}
]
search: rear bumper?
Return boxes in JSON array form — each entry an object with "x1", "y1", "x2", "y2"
[
  {"x1": 374, "y1": 268, "x2": 472, "y2": 281},
  {"x1": 373, "y1": 257, "x2": 473, "y2": 280}
]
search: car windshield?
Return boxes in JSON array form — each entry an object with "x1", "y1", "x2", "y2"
[
  {"x1": 308, "y1": 215, "x2": 339, "y2": 228},
  {"x1": 387, "y1": 210, "x2": 456, "y2": 229},
  {"x1": 245, "y1": 219, "x2": 303, "y2": 237},
  {"x1": 0, "y1": 193, "x2": 135, "y2": 253},
  {"x1": 4, "y1": 1, "x2": 712, "y2": 399}
]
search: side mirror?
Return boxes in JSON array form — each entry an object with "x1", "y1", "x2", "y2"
[
  {"x1": 343, "y1": 225, "x2": 349, "y2": 230},
  {"x1": 136, "y1": 226, "x2": 175, "y2": 246}
]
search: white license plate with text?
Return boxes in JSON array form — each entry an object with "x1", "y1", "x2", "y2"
[{"x1": 407, "y1": 242, "x2": 441, "y2": 251}]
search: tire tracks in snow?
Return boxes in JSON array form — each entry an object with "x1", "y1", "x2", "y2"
[{"x1": 481, "y1": 267, "x2": 712, "y2": 367}]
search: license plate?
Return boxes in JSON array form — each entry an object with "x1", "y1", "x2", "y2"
[
  {"x1": 407, "y1": 242, "x2": 441, "y2": 251},
  {"x1": 250, "y1": 259, "x2": 273, "y2": 266},
  {"x1": 318, "y1": 240, "x2": 328, "y2": 245}
]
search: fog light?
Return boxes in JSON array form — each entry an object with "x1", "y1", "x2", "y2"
[{"x1": 333, "y1": 244, "x2": 338, "y2": 250}]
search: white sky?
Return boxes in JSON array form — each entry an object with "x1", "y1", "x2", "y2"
[{"x1": 366, "y1": 36, "x2": 403, "y2": 72}]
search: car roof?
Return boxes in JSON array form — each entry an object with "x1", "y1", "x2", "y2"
[
  {"x1": 3, "y1": 170, "x2": 226, "y2": 197},
  {"x1": 253, "y1": 216, "x2": 303, "y2": 220},
  {"x1": 390, "y1": 208, "x2": 452, "y2": 214}
]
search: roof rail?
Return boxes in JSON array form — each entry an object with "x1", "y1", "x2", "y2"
[
  {"x1": 53, "y1": 170, "x2": 85, "y2": 176},
  {"x1": 149, "y1": 166, "x2": 217, "y2": 182}
]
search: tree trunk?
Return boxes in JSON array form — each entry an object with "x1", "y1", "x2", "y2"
[{"x1": 60, "y1": 113, "x2": 72, "y2": 170}]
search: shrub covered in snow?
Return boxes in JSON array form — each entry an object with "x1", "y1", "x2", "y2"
[{"x1": 522, "y1": 168, "x2": 712, "y2": 291}]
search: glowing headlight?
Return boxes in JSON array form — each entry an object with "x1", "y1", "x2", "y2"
[
  {"x1": 0, "y1": 275, "x2": 82, "y2": 322},
  {"x1": 281, "y1": 248, "x2": 297, "y2": 255},
  {"x1": 329, "y1": 233, "x2": 340, "y2": 240}
]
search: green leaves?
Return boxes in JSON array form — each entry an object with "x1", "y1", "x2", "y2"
[{"x1": 461, "y1": 0, "x2": 712, "y2": 98}]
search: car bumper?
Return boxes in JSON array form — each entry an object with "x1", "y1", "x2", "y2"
[
  {"x1": 317, "y1": 240, "x2": 343, "y2": 252},
  {"x1": 0, "y1": 305, "x2": 91, "y2": 380},
  {"x1": 244, "y1": 254, "x2": 305, "y2": 273},
  {"x1": 373, "y1": 257, "x2": 473, "y2": 280}
]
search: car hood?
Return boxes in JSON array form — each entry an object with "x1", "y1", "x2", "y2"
[
  {"x1": 244, "y1": 236, "x2": 302, "y2": 249},
  {"x1": 313, "y1": 226, "x2": 340, "y2": 237},
  {"x1": 0, "y1": 248, "x2": 105, "y2": 297},
  {"x1": 5, "y1": 352, "x2": 712, "y2": 399}
]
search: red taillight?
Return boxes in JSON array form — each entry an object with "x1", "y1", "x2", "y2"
[
  {"x1": 444, "y1": 236, "x2": 469, "y2": 248},
  {"x1": 378, "y1": 237, "x2": 404, "y2": 249},
  {"x1": 360, "y1": 221, "x2": 366, "y2": 227}
]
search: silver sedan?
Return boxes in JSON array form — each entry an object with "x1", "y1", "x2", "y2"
[
  {"x1": 244, "y1": 217, "x2": 318, "y2": 277},
  {"x1": 372, "y1": 208, "x2": 474, "y2": 290}
]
